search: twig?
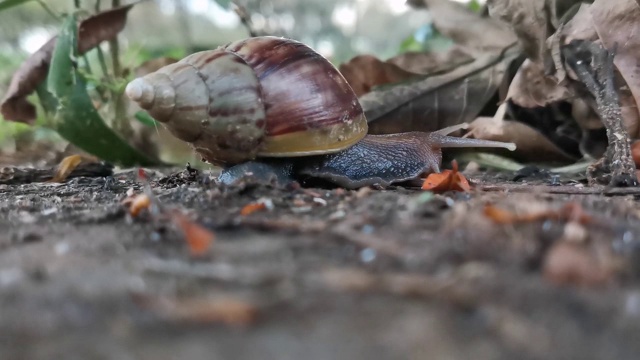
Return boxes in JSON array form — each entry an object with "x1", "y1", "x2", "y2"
[
  {"x1": 37, "y1": 0, "x2": 60, "y2": 20},
  {"x1": 561, "y1": 40, "x2": 638, "y2": 187},
  {"x1": 108, "y1": 0, "x2": 134, "y2": 140},
  {"x1": 477, "y1": 183, "x2": 640, "y2": 196},
  {"x1": 232, "y1": 2, "x2": 259, "y2": 37},
  {"x1": 0, "y1": 162, "x2": 113, "y2": 185}
]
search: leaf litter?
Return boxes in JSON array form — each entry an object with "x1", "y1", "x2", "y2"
[{"x1": 5, "y1": 0, "x2": 640, "y2": 358}]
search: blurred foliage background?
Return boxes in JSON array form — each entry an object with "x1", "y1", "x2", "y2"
[{"x1": 0, "y1": 0, "x2": 478, "y2": 166}]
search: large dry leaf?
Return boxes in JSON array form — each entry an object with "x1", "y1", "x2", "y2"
[
  {"x1": 386, "y1": 45, "x2": 474, "y2": 75},
  {"x1": 339, "y1": 55, "x2": 419, "y2": 97},
  {"x1": 502, "y1": 0, "x2": 640, "y2": 141},
  {"x1": 507, "y1": 59, "x2": 572, "y2": 108},
  {"x1": 487, "y1": 0, "x2": 585, "y2": 62},
  {"x1": 360, "y1": 46, "x2": 520, "y2": 134},
  {"x1": 487, "y1": 0, "x2": 550, "y2": 62},
  {"x1": 0, "y1": 5, "x2": 134, "y2": 122},
  {"x1": 339, "y1": 47, "x2": 474, "y2": 97},
  {"x1": 469, "y1": 114, "x2": 577, "y2": 162},
  {"x1": 410, "y1": 0, "x2": 518, "y2": 53}
]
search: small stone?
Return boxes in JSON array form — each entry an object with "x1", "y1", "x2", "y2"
[
  {"x1": 359, "y1": 248, "x2": 377, "y2": 263},
  {"x1": 54, "y1": 242, "x2": 70, "y2": 255}
]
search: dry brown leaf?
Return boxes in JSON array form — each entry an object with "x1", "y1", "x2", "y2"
[
  {"x1": 588, "y1": 0, "x2": 640, "y2": 137},
  {"x1": 339, "y1": 55, "x2": 419, "y2": 97},
  {"x1": 386, "y1": 46, "x2": 474, "y2": 75},
  {"x1": 362, "y1": 48, "x2": 519, "y2": 134},
  {"x1": 555, "y1": 2, "x2": 597, "y2": 44},
  {"x1": 0, "y1": 5, "x2": 134, "y2": 122},
  {"x1": 487, "y1": 0, "x2": 550, "y2": 62},
  {"x1": 339, "y1": 46, "x2": 475, "y2": 98},
  {"x1": 496, "y1": 0, "x2": 640, "y2": 152},
  {"x1": 49, "y1": 155, "x2": 84, "y2": 183},
  {"x1": 468, "y1": 115, "x2": 576, "y2": 162},
  {"x1": 506, "y1": 59, "x2": 572, "y2": 109}
]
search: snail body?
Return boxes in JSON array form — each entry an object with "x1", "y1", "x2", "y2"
[{"x1": 126, "y1": 36, "x2": 515, "y2": 189}]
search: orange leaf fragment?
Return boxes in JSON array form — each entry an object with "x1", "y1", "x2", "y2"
[
  {"x1": 484, "y1": 202, "x2": 593, "y2": 225},
  {"x1": 171, "y1": 213, "x2": 214, "y2": 257},
  {"x1": 421, "y1": 160, "x2": 471, "y2": 192},
  {"x1": 240, "y1": 202, "x2": 267, "y2": 216},
  {"x1": 132, "y1": 294, "x2": 258, "y2": 327},
  {"x1": 129, "y1": 194, "x2": 151, "y2": 217},
  {"x1": 483, "y1": 205, "x2": 526, "y2": 224},
  {"x1": 49, "y1": 154, "x2": 84, "y2": 183}
]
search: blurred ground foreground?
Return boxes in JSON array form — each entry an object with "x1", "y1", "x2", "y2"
[{"x1": 1, "y1": 166, "x2": 640, "y2": 360}]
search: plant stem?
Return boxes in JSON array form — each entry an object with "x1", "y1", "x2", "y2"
[
  {"x1": 108, "y1": 0, "x2": 133, "y2": 140},
  {"x1": 37, "y1": 0, "x2": 60, "y2": 20}
]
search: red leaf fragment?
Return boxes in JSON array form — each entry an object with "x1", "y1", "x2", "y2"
[
  {"x1": 240, "y1": 202, "x2": 267, "y2": 216},
  {"x1": 171, "y1": 213, "x2": 214, "y2": 257},
  {"x1": 421, "y1": 160, "x2": 471, "y2": 192}
]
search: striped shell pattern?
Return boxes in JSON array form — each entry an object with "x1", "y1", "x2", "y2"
[{"x1": 126, "y1": 36, "x2": 368, "y2": 165}]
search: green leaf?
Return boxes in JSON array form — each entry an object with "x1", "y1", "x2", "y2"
[
  {"x1": 47, "y1": 14, "x2": 78, "y2": 99},
  {"x1": 399, "y1": 35, "x2": 424, "y2": 53},
  {"x1": 467, "y1": 0, "x2": 482, "y2": 13},
  {"x1": 54, "y1": 78, "x2": 159, "y2": 166},
  {"x1": 0, "y1": 0, "x2": 34, "y2": 12},
  {"x1": 134, "y1": 110, "x2": 159, "y2": 127},
  {"x1": 46, "y1": 13, "x2": 161, "y2": 166}
]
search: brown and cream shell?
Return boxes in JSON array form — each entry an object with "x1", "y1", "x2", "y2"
[{"x1": 126, "y1": 36, "x2": 368, "y2": 165}]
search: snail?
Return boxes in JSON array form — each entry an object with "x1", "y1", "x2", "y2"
[{"x1": 126, "y1": 36, "x2": 516, "y2": 189}]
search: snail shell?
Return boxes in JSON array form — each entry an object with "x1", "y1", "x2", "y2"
[{"x1": 126, "y1": 36, "x2": 368, "y2": 166}]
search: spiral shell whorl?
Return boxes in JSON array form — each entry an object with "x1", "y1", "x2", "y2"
[
  {"x1": 223, "y1": 37, "x2": 367, "y2": 154},
  {"x1": 126, "y1": 37, "x2": 367, "y2": 165}
]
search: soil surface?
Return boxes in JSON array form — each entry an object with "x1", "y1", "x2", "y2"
[{"x1": 1, "y1": 165, "x2": 640, "y2": 360}]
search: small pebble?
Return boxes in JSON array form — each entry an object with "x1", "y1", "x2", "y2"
[
  {"x1": 0, "y1": 268, "x2": 23, "y2": 287},
  {"x1": 257, "y1": 197, "x2": 274, "y2": 210},
  {"x1": 359, "y1": 248, "x2": 377, "y2": 263},
  {"x1": 41, "y1": 207, "x2": 58, "y2": 216},
  {"x1": 313, "y1": 197, "x2": 327, "y2": 206},
  {"x1": 361, "y1": 224, "x2": 375, "y2": 234},
  {"x1": 150, "y1": 232, "x2": 162, "y2": 242},
  {"x1": 328, "y1": 210, "x2": 346, "y2": 220},
  {"x1": 54, "y1": 242, "x2": 70, "y2": 255},
  {"x1": 625, "y1": 291, "x2": 640, "y2": 317}
]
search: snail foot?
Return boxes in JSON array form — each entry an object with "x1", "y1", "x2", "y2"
[{"x1": 218, "y1": 160, "x2": 296, "y2": 188}]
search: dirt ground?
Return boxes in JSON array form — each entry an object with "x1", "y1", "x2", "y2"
[{"x1": 1, "y1": 164, "x2": 640, "y2": 360}]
